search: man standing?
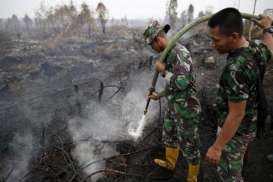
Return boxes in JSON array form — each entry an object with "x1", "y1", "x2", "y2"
[
  {"x1": 205, "y1": 8, "x2": 273, "y2": 181},
  {"x1": 143, "y1": 21, "x2": 201, "y2": 182}
]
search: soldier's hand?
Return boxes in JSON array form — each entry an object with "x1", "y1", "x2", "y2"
[
  {"x1": 253, "y1": 15, "x2": 272, "y2": 29},
  {"x1": 147, "y1": 91, "x2": 160, "y2": 101},
  {"x1": 205, "y1": 145, "x2": 222, "y2": 165},
  {"x1": 154, "y1": 61, "x2": 166, "y2": 76}
]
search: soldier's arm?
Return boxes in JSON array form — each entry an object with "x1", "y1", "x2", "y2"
[
  {"x1": 152, "y1": 61, "x2": 172, "y2": 97},
  {"x1": 155, "y1": 49, "x2": 193, "y2": 92},
  {"x1": 206, "y1": 101, "x2": 246, "y2": 164},
  {"x1": 262, "y1": 32, "x2": 273, "y2": 63},
  {"x1": 206, "y1": 62, "x2": 249, "y2": 164},
  {"x1": 211, "y1": 101, "x2": 246, "y2": 151}
]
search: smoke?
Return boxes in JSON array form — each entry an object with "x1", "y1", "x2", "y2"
[
  {"x1": 121, "y1": 70, "x2": 165, "y2": 130},
  {"x1": 68, "y1": 70, "x2": 165, "y2": 181},
  {"x1": 5, "y1": 132, "x2": 34, "y2": 182},
  {"x1": 68, "y1": 120, "x2": 119, "y2": 181},
  {"x1": 1, "y1": 98, "x2": 58, "y2": 181},
  {"x1": 67, "y1": 99, "x2": 129, "y2": 181}
]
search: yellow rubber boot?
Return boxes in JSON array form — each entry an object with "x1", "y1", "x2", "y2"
[
  {"x1": 186, "y1": 163, "x2": 200, "y2": 182},
  {"x1": 154, "y1": 146, "x2": 179, "y2": 170}
]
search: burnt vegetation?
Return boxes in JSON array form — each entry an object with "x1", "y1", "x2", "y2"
[{"x1": 0, "y1": 1, "x2": 273, "y2": 182}]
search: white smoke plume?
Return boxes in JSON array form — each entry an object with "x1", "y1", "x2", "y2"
[{"x1": 68, "y1": 70, "x2": 165, "y2": 181}]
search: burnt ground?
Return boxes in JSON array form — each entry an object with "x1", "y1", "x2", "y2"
[{"x1": 0, "y1": 29, "x2": 273, "y2": 182}]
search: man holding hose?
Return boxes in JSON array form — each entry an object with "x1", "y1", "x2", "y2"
[{"x1": 143, "y1": 20, "x2": 201, "y2": 182}]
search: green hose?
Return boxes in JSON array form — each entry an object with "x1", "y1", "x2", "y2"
[{"x1": 144, "y1": 13, "x2": 259, "y2": 114}]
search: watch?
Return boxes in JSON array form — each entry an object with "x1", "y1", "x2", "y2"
[{"x1": 263, "y1": 26, "x2": 273, "y2": 34}]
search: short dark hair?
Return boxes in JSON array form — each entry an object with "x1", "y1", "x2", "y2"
[{"x1": 208, "y1": 8, "x2": 243, "y2": 36}]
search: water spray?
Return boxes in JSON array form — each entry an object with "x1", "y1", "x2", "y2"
[
  {"x1": 127, "y1": 87, "x2": 155, "y2": 139},
  {"x1": 128, "y1": 114, "x2": 146, "y2": 140},
  {"x1": 128, "y1": 13, "x2": 258, "y2": 139}
]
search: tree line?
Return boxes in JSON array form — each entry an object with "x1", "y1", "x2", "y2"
[
  {"x1": 0, "y1": 1, "x2": 109, "y2": 39},
  {"x1": 165, "y1": 0, "x2": 213, "y2": 30},
  {"x1": 0, "y1": 0, "x2": 215, "y2": 40}
]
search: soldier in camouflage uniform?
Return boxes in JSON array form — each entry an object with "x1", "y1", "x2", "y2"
[
  {"x1": 205, "y1": 8, "x2": 273, "y2": 182},
  {"x1": 143, "y1": 21, "x2": 201, "y2": 182}
]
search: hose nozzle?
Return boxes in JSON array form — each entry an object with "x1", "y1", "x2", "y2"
[{"x1": 144, "y1": 109, "x2": 148, "y2": 115}]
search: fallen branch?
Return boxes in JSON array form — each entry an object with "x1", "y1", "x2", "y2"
[
  {"x1": 81, "y1": 146, "x2": 154, "y2": 170},
  {"x1": 2, "y1": 167, "x2": 14, "y2": 182},
  {"x1": 54, "y1": 134, "x2": 83, "y2": 182}
]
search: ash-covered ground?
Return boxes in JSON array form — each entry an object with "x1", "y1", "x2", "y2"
[{"x1": 0, "y1": 23, "x2": 273, "y2": 182}]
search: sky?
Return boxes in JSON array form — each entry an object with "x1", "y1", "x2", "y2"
[{"x1": 0, "y1": 0, "x2": 272, "y2": 19}]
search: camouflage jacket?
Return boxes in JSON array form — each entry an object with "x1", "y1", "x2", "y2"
[
  {"x1": 216, "y1": 42, "x2": 272, "y2": 135},
  {"x1": 160, "y1": 43, "x2": 197, "y2": 104}
]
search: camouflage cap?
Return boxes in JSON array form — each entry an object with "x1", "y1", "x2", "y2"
[{"x1": 143, "y1": 21, "x2": 170, "y2": 45}]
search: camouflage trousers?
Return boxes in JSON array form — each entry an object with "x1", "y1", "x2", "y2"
[
  {"x1": 163, "y1": 96, "x2": 201, "y2": 164},
  {"x1": 217, "y1": 132, "x2": 255, "y2": 182}
]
